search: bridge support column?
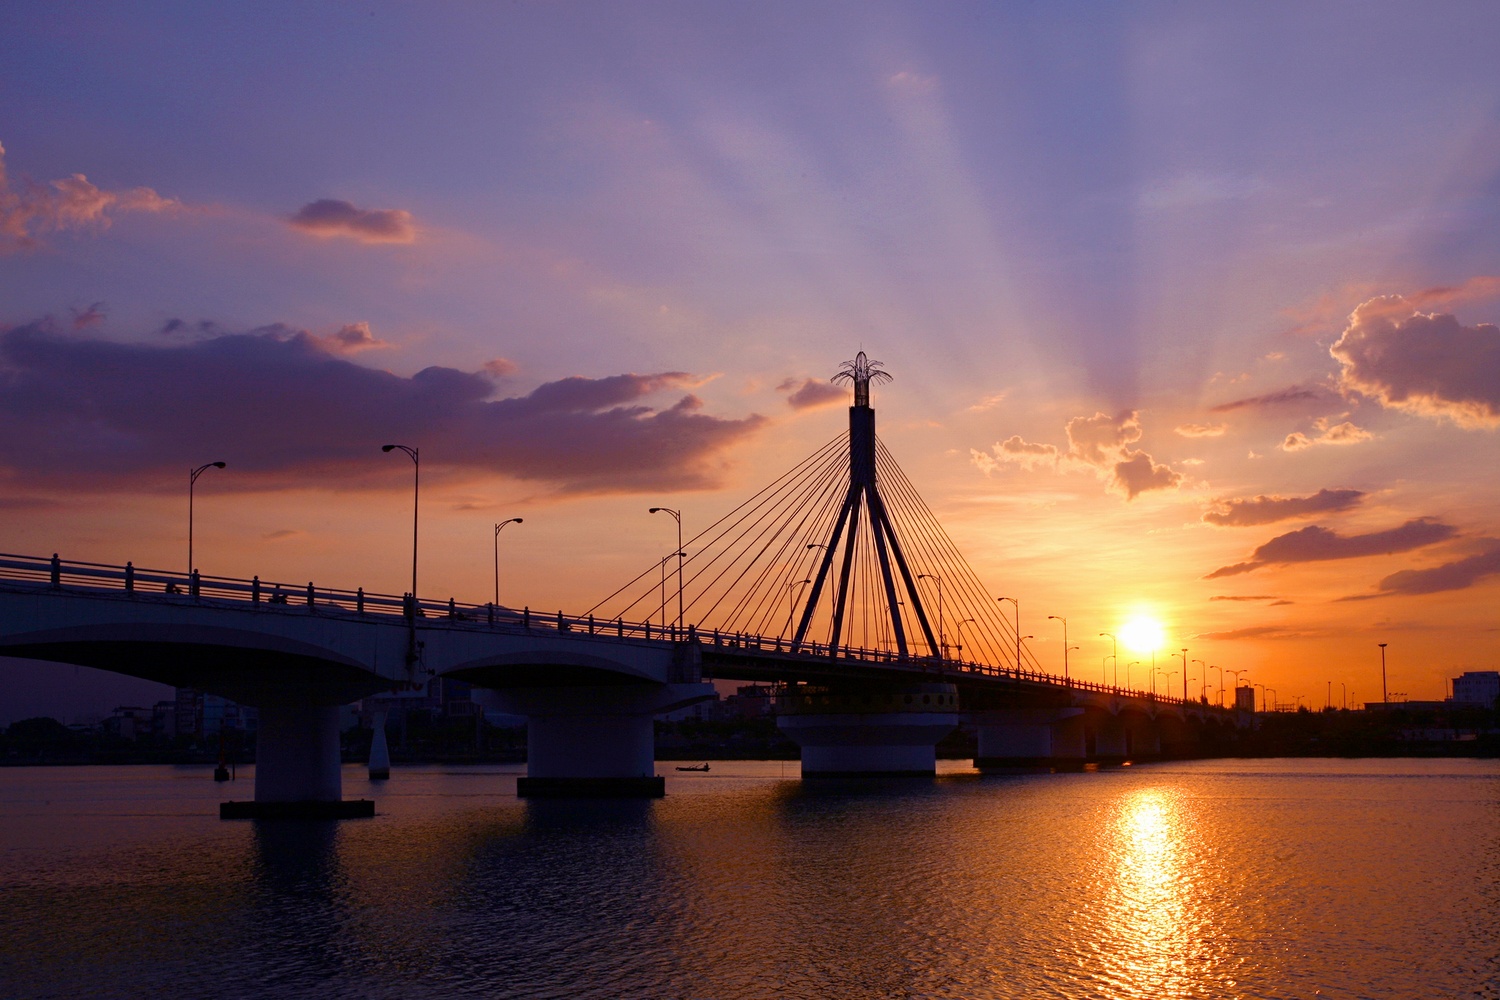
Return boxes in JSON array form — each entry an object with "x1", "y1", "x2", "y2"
[
  {"x1": 490, "y1": 683, "x2": 714, "y2": 798},
  {"x1": 222, "y1": 701, "x2": 374, "y2": 819},
  {"x1": 973, "y1": 707, "x2": 1086, "y2": 771},
  {"x1": 776, "y1": 683, "x2": 959, "y2": 777},
  {"x1": 1093, "y1": 712, "x2": 1130, "y2": 763},
  {"x1": 368, "y1": 709, "x2": 390, "y2": 780}
]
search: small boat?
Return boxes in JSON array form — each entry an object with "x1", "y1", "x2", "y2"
[{"x1": 675, "y1": 763, "x2": 710, "y2": 772}]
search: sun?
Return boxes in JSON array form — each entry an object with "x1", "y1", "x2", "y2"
[{"x1": 1118, "y1": 615, "x2": 1165, "y2": 655}]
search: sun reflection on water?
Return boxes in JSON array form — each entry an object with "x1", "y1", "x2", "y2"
[{"x1": 1092, "y1": 786, "x2": 1211, "y2": 998}]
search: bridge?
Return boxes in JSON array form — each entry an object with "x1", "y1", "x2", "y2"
[{"x1": 0, "y1": 354, "x2": 1245, "y2": 815}]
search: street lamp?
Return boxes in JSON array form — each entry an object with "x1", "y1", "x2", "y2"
[
  {"x1": 649, "y1": 507, "x2": 684, "y2": 630},
  {"x1": 957, "y1": 618, "x2": 977, "y2": 661},
  {"x1": 1226, "y1": 668, "x2": 1248, "y2": 709},
  {"x1": 918, "y1": 573, "x2": 944, "y2": 658},
  {"x1": 1160, "y1": 669, "x2": 1177, "y2": 699},
  {"x1": 1127, "y1": 660, "x2": 1139, "y2": 691},
  {"x1": 493, "y1": 518, "x2": 523, "y2": 606},
  {"x1": 188, "y1": 461, "x2": 226, "y2": 579},
  {"x1": 786, "y1": 578, "x2": 812, "y2": 637},
  {"x1": 1019, "y1": 635, "x2": 1035, "y2": 669},
  {"x1": 1211, "y1": 664, "x2": 1224, "y2": 707},
  {"x1": 1048, "y1": 615, "x2": 1069, "y2": 681},
  {"x1": 1266, "y1": 686, "x2": 1277, "y2": 712},
  {"x1": 1378, "y1": 642, "x2": 1388, "y2": 706},
  {"x1": 1179, "y1": 649, "x2": 1189, "y2": 702},
  {"x1": 382, "y1": 444, "x2": 419, "y2": 666},
  {"x1": 1254, "y1": 682, "x2": 1266, "y2": 713},
  {"x1": 1099, "y1": 632, "x2": 1118, "y2": 687},
  {"x1": 1193, "y1": 659, "x2": 1208, "y2": 701},
  {"x1": 999, "y1": 597, "x2": 1021, "y2": 671},
  {"x1": 381, "y1": 444, "x2": 419, "y2": 616}
]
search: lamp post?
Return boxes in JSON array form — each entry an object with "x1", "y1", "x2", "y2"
[
  {"x1": 1020, "y1": 635, "x2": 1035, "y2": 669},
  {"x1": 1211, "y1": 664, "x2": 1224, "y2": 707},
  {"x1": 493, "y1": 518, "x2": 523, "y2": 606},
  {"x1": 999, "y1": 597, "x2": 1020, "y2": 671},
  {"x1": 649, "y1": 507, "x2": 684, "y2": 630},
  {"x1": 188, "y1": 461, "x2": 226, "y2": 578},
  {"x1": 1266, "y1": 686, "x2": 1277, "y2": 712},
  {"x1": 1179, "y1": 649, "x2": 1189, "y2": 702},
  {"x1": 1127, "y1": 661, "x2": 1139, "y2": 691},
  {"x1": 1099, "y1": 632, "x2": 1118, "y2": 687},
  {"x1": 957, "y1": 618, "x2": 977, "y2": 662},
  {"x1": 1341, "y1": 681, "x2": 1347, "y2": 710},
  {"x1": 786, "y1": 578, "x2": 812, "y2": 638},
  {"x1": 1226, "y1": 668, "x2": 1247, "y2": 709},
  {"x1": 1160, "y1": 669, "x2": 1177, "y2": 700},
  {"x1": 382, "y1": 444, "x2": 419, "y2": 666},
  {"x1": 918, "y1": 573, "x2": 944, "y2": 658},
  {"x1": 1254, "y1": 682, "x2": 1266, "y2": 713},
  {"x1": 381, "y1": 444, "x2": 419, "y2": 613},
  {"x1": 1378, "y1": 642, "x2": 1388, "y2": 707},
  {"x1": 1048, "y1": 615, "x2": 1069, "y2": 681},
  {"x1": 1193, "y1": 659, "x2": 1208, "y2": 701}
]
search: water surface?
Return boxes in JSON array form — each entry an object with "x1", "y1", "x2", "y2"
[{"x1": 2, "y1": 759, "x2": 1497, "y2": 998}]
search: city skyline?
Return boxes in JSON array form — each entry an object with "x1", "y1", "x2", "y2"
[{"x1": 4, "y1": 3, "x2": 1500, "y2": 719}]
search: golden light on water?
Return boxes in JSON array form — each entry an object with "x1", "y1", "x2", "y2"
[{"x1": 1097, "y1": 787, "x2": 1198, "y2": 997}]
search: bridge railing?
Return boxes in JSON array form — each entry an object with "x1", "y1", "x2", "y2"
[{"x1": 1, "y1": 552, "x2": 1206, "y2": 710}]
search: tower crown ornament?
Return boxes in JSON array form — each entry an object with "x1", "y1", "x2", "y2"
[{"x1": 831, "y1": 351, "x2": 891, "y2": 407}]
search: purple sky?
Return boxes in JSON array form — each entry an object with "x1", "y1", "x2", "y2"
[{"x1": 3, "y1": 2, "x2": 1500, "y2": 721}]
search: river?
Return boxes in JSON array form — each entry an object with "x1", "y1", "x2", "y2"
[{"x1": 2, "y1": 758, "x2": 1497, "y2": 998}]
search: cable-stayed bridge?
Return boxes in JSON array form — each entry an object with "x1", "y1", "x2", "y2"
[{"x1": 0, "y1": 354, "x2": 1244, "y2": 815}]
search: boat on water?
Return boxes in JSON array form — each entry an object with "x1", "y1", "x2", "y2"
[{"x1": 675, "y1": 763, "x2": 710, "y2": 772}]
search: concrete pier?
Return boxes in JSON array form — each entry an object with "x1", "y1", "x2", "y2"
[
  {"x1": 221, "y1": 701, "x2": 374, "y2": 819},
  {"x1": 777, "y1": 683, "x2": 959, "y2": 776},
  {"x1": 973, "y1": 707, "x2": 1086, "y2": 771},
  {"x1": 490, "y1": 682, "x2": 714, "y2": 797}
]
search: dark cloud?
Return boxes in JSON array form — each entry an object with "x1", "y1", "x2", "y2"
[
  {"x1": 1206, "y1": 518, "x2": 1457, "y2": 578},
  {"x1": 1331, "y1": 296, "x2": 1500, "y2": 428},
  {"x1": 1193, "y1": 625, "x2": 1300, "y2": 640},
  {"x1": 70, "y1": 302, "x2": 105, "y2": 330},
  {"x1": 1370, "y1": 539, "x2": 1500, "y2": 596},
  {"x1": 1209, "y1": 386, "x2": 1321, "y2": 413},
  {"x1": 1112, "y1": 449, "x2": 1181, "y2": 499},
  {"x1": 1209, "y1": 595, "x2": 1286, "y2": 602},
  {"x1": 288, "y1": 199, "x2": 416, "y2": 244},
  {"x1": 0, "y1": 322, "x2": 764, "y2": 494},
  {"x1": 1204, "y1": 488, "x2": 1366, "y2": 527},
  {"x1": 777, "y1": 377, "x2": 846, "y2": 411}
]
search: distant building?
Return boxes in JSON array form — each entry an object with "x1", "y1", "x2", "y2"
[
  {"x1": 103, "y1": 705, "x2": 153, "y2": 740},
  {"x1": 1452, "y1": 671, "x2": 1499, "y2": 708},
  {"x1": 1234, "y1": 685, "x2": 1256, "y2": 712},
  {"x1": 172, "y1": 687, "x2": 257, "y2": 738}
]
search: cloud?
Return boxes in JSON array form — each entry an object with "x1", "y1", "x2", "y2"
[
  {"x1": 483, "y1": 357, "x2": 519, "y2": 378},
  {"x1": 1206, "y1": 518, "x2": 1457, "y2": 578},
  {"x1": 1, "y1": 140, "x2": 180, "y2": 253},
  {"x1": 1280, "y1": 420, "x2": 1372, "y2": 452},
  {"x1": 313, "y1": 321, "x2": 387, "y2": 353},
  {"x1": 1369, "y1": 539, "x2": 1500, "y2": 596},
  {"x1": 1193, "y1": 625, "x2": 1301, "y2": 641},
  {"x1": 1210, "y1": 595, "x2": 1288, "y2": 603},
  {"x1": 1204, "y1": 489, "x2": 1366, "y2": 527},
  {"x1": 0, "y1": 321, "x2": 764, "y2": 494},
  {"x1": 1330, "y1": 296, "x2": 1500, "y2": 428},
  {"x1": 973, "y1": 412, "x2": 1180, "y2": 500},
  {"x1": 1175, "y1": 422, "x2": 1227, "y2": 438},
  {"x1": 777, "y1": 377, "x2": 846, "y2": 411},
  {"x1": 288, "y1": 199, "x2": 416, "y2": 245},
  {"x1": 967, "y1": 392, "x2": 1008, "y2": 412},
  {"x1": 1210, "y1": 386, "x2": 1322, "y2": 413},
  {"x1": 70, "y1": 302, "x2": 106, "y2": 330},
  {"x1": 263, "y1": 529, "x2": 304, "y2": 541},
  {"x1": 1406, "y1": 275, "x2": 1500, "y2": 309}
]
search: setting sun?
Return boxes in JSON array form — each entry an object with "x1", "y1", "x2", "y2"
[{"x1": 1118, "y1": 616, "x2": 1166, "y2": 655}]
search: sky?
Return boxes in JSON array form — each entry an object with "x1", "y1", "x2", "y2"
[{"x1": 3, "y1": 1, "x2": 1500, "y2": 722}]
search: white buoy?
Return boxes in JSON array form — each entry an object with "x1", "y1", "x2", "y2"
[{"x1": 368, "y1": 709, "x2": 391, "y2": 780}]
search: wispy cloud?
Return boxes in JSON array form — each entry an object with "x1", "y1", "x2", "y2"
[
  {"x1": 1204, "y1": 488, "x2": 1365, "y2": 527},
  {"x1": 1331, "y1": 295, "x2": 1500, "y2": 429},
  {"x1": 1210, "y1": 595, "x2": 1292, "y2": 604},
  {"x1": 0, "y1": 140, "x2": 180, "y2": 253},
  {"x1": 1209, "y1": 386, "x2": 1322, "y2": 413},
  {"x1": 0, "y1": 320, "x2": 764, "y2": 494},
  {"x1": 1206, "y1": 518, "x2": 1457, "y2": 578},
  {"x1": 1175, "y1": 422, "x2": 1227, "y2": 438},
  {"x1": 288, "y1": 198, "x2": 416, "y2": 245}
]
